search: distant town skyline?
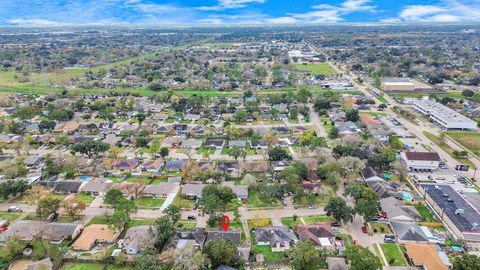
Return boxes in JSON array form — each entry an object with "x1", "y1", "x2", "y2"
[{"x1": 1, "y1": 0, "x2": 480, "y2": 26}]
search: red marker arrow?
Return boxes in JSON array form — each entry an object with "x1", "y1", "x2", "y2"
[{"x1": 221, "y1": 214, "x2": 230, "y2": 232}]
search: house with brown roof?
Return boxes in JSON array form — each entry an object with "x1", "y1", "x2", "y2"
[
  {"x1": 72, "y1": 224, "x2": 118, "y2": 251},
  {"x1": 359, "y1": 113, "x2": 380, "y2": 127},
  {"x1": 404, "y1": 243, "x2": 449, "y2": 270},
  {"x1": 142, "y1": 183, "x2": 177, "y2": 198},
  {"x1": 297, "y1": 224, "x2": 336, "y2": 250},
  {"x1": 62, "y1": 121, "x2": 80, "y2": 134},
  {"x1": 400, "y1": 151, "x2": 440, "y2": 171}
]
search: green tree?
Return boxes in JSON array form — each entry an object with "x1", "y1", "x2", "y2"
[
  {"x1": 453, "y1": 254, "x2": 480, "y2": 270},
  {"x1": 135, "y1": 254, "x2": 172, "y2": 270},
  {"x1": 136, "y1": 113, "x2": 146, "y2": 124},
  {"x1": 160, "y1": 147, "x2": 169, "y2": 158},
  {"x1": 324, "y1": 197, "x2": 354, "y2": 224},
  {"x1": 0, "y1": 180, "x2": 30, "y2": 200},
  {"x1": 328, "y1": 126, "x2": 339, "y2": 139},
  {"x1": 345, "y1": 245, "x2": 381, "y2": 270},
  {"x1": 5, "y1": 236, "x2": 24, "y2": 260},
  {"x1": 71, "y1": 140, "x2": 109, "y2": 158},
  {"x1": 36, "y1": 196, "x2": 62, "y2": 220},
  {"x1": 268, "y1": 146, "x2": 292, "y2": 161},
  {"x1": 150, "y1": 216, "x2": 175, "y2": 253},
  {"x1": 234, "y1": 110, "x2": 248, "y2": 123},
  {"x1": 38, "y1": 120, "x2": 56, "y2": 133},
  {"x1": 173, "y1": 242, "x2": 210, "y2": 270},
  {"x1": 346, "y1": 110, "x2": 359, "y2": 122},
  {"x1": 149, "y1": 140, "x2": 161, "y2": 158},
  {"x1": 104, "y1": 189, "x2": 124, "y2": 209},
  {"x1": 202, "y1": 185, "x2": 236, "y2": 213},
  {"x1": 15, "y1": 105, "x2": 41, "y2": 121},
  {"x1": 462, "y1": 89, "x2": 475, "y2": 97},
  {"x1": 203, "y1": 239, "x2": 241, "y2": 269},
  {"x1": 288, "y1": 240, "x2": 325, "y2": 270},
  {"x1": 163, "y1": 204, "x2": 181, "y2": 224}
]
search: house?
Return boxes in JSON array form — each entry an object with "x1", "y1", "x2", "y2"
[
  {"x1": 141, "y1": 159, "x2": 164, "y2": 174},
  {"x1": 164, "y1": 160, "x2": 185, "y2": 172},
  {"x1": 102, "y1": 134, "x2": 121, "y2": 145},
  {"x1": 112, "y1": 159, "x2": 140, "y2": 172},
  {"x1": 181, "y1": 139, "x2": 202, "y2": 149},
  {"x1": 0, "y1": 220, "x2": 83, "y2": 244},
  {"x1": 204, "y1": 139, "x2": 225, "y2": 149},
  {"x1": 142, "y1": 183, "x2": 176, "y2": 198},
  {"x1": 228, "y1": 140, "x2": 247, "y2": 148},
  {"x1": 206, "y1": 231, "x2": 241, "y2": 246},
  {"x1": 23, "y1": 257, "x2": 54, "y2": 270},
  {"x1": 222, "y1": 182, "x2": 248, "y2": 202},
  {"x1": 53, "y1": 180, "x2": 83, "y2": 194},
  {"x1": 379, "y1": 197, "x2": 420, "y2": 222},
  {"x1": 248, "y1": 139, "x2": 268, "y2": 150},
  {"x1": 72, "y1": 224, "x2": 118, "y2": 251},
  {"x1": 168, "y1": 176, "x2": 182, "y2": 184},
  {"x1": 218, "y1": 161, "x2": 241, "y2": 177},
  {"x1": 121, "y1": 225, "x2": 151, "y2": 254},
  {"x1": 163, "y1": 229, "x2": 207, "y2": 250},
  {"x1": 182, "y1": 183, "x2": 205, "y2": 199},
  {"x1": 243, "y1": 161, "x2": 268, "y2": 172},
  {"x1": 297, "y1": 224, "x2": 335, "y2": 250},
  {"x1": 24, "y1": 156, "x2": 45, "y2": 169},
  {"x1": 391, "y1": 222, "x2": 429, "y2": 243},
  {"x1": 272, "y1": 160, "x2": 290, "y2": 171},
  {"x1": 254, "y1": 226, "x2": 298, "y2": 252},
  {"x1": 367, "y1": 181, "x2": 402, "y2": 199},
  {"x1": 83, "y1": 179, "x2": 114, "y2": 197},
  {"x1": 404, "y1": 243, "x2": 449, "y2": 270},
  {"x1": 184, "y1": 114, "x2": 201, "y2": 121},
  {"x1": 62, "y1": 121, "x2": 80, "y2": 134},
  {"x1": 400, "y1": 151, "x2": 440, "y2": 171},
  {"x1": 161, "y1": 136, "x2": 185, "y2": 148}
]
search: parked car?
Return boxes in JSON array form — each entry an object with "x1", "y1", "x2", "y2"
[
  {"x1": 384, "y1": 235, "x2": 395, "y2": 243},
  {"x1": 8, "y1": 206, "x2": 21, "y2": 212},
  {"x1": 187, "y1": 215, "x2": 197, "y2": 221},
  {"x1": 331, "y1": 222, "x2": 341, "y2": 227},
  {"x1": 361, "y1": 226, "x2": 368, "y2": 234},
  {"x1": 308, "y1": 204, "x2": 318, "y2": 209}
]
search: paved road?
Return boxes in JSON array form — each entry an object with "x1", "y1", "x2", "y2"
[{"x1": 308, "y1": 104, "x2": 327, "y2": 137}]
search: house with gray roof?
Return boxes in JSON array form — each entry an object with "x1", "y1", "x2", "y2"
[
  {"x1": 121, "y1": 225, "x2": 151, "y2": 254},
  {"x1": 53, "y1": 180, "x2": 84, "y2": 194},
  {"x1": 142, "y1": 183, "x2": 176, "y2": 198},
  {"x1": 0, "y1": 220, "x2": 83, "y2": 244},
  {"x1": 181, "y1": 139, "x2": 203, "y2": 149},
  {"x1": 163, "y1": 229, "x2": 207, "y2": 250},
  {"x1": 228, "y1": 140, "x2": 247, "y2": 148},
  {"x1": 83, "y1": 179, "x2": 114, "y2": 197},
  {"x1": 206, "y1": 231, "x2": 241, "y2": 246},
  {"x1": 380, "y1": 197, "x2": 419, "y2": 222},
  {"x1": 182, "y1": 183, "x2": 205, "y2": 199},
  {"x1": 254, "y1": 226, "x2": 298, "y2": 252},
  {"x1": 391, "y1": 221, "x2": 429, "y2": 243}
]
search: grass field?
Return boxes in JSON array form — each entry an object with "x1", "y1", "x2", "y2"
[
  {"x1": 60, "y1": 263, "x2": 135, "y2": 270},
  {"x1": 446, "y1": 132, "x2": 480, "y2": 157},
  {"x1": 374, "y1": 244, "x2": 386, "y2": 266},
  {"x1": 74, "y1": 192, "x2": 95, "y2": 205},
  {"x1": 380, "y1": 243, "x2": 407, "y2": 266},
  {"x1": 423, "y1": 131, "x2": 476, "y2": 169},
  {"x1": 294, "y1": 63, "x2": 337, "y2": 76},
  {"x1": 415, "y1": 205, "x2": 436, "y2": 222},
  {"x1": 253, "y1": 245, "x2": 286, "y2": 262},
  {"x1": 0, "y1": 211, "x2": 22, "y2": 221},
  {"x1": 134, "y1": 197, "x2": 165, "y2": 208}
]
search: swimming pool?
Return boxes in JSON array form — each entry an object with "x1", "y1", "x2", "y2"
[
  {"x1": 403, "y1": 192, "x2": 413, "y2": 201},
  {"x1": 79, "y1": 175, "x2": 92, "y2": 181}
]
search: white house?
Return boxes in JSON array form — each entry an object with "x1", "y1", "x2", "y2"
[{"x1": 400, "y1": 151, "x2": 440, "y2": 171}]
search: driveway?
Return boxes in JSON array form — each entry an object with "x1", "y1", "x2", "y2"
[{"x1": 160, "y1": 185, "x2": 180, "y2": 211}]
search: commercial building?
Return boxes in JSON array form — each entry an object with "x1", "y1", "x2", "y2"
[
  {"x1": 419, "y1": 184, "x2": 480, "y2": 241},
  {"x1": 400, "y1": 151, "x2": 440, "y2": 171},
  {"x1": 413, "y1": 99, "x2": 477, "y2": 131},
  {"x1": 381, "y1": 78, "x2": 433, "y2": 93}
]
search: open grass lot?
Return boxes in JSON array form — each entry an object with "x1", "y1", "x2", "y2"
[
  {"x1": 173, "y1": 193, "x2": 195, "y2": 209},
  {"x1": 0, "y1": 211, "x2": 22, "y2": 221},
  {"x1": 380, "y1": 243, "x2": 407, "y2": 266},
  {"x1": 294, "y1": 63, "x2": 337, "y2": 76},
  {"x1": 74, "y1": 192, "x2": 95, "y2": 205},
  {"x1": 373, "y1": 244, "x2": 386, "y2": 266},
  {"x1": 60, "y1": 263, "x2": 105, "y2": 270},
  {"x1": 135, "y1": 197, "x2": 165, "y2": 208},
  {"x1": 303, "y1": 215, "x2": 334, "y2": 224},
  {"x1": 446, "y1": 132, "x2": 480, "y2": 157},
  {"x1": 175, "y1": 220, "x2": 197, "y2": 230},
  {"x1": 370, "y1": 222, "x2": 391, "y2": 234},
  {"x1": 87, "y1": 216, "x2": 110, "y2": 225},
  {"x1": 253, "y1": 245, "x2": 286, "y2": 262},
  {"x1": 423, "y1": 131, "x2": 476, "y2": 169},
  {"x1": 415, "y1": 205, "x2": 436, "y2": 222},
  {"x1": 247, "y1": 191, "x2": 282, "y2": 208}
]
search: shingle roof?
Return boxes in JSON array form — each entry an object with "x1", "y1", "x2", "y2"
[{"x1": 404, "y1": 152, "x2": 440, "y2": 161}]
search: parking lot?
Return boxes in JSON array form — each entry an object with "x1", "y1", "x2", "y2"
[{"x1": 411, "y1": 167, "x2": 476, "y2": 194}]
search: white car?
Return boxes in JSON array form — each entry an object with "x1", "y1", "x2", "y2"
[{"x1": 8, "y1": 206, "x2": 21, "y2": 212}]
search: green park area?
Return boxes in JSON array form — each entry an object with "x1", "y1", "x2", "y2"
[
  {"x1": 446, "y1": 132, "x2": 480, "y2": 158},
  {"x1": 294, "y1": 63, "x2": 337, "y2": 76}
]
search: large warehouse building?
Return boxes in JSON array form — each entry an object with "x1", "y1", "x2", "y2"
[
  {"x1": 413, "y1": 99, "x2": 477, "y2": 131},
  {"x1": 381, "y1": 78, "x2": 434, "y2": 93},
  {"x1": 420, "y1": 184, "x2": 480, "y2": 242}
]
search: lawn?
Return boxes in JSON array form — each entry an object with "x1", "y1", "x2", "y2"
[
  {"x1": 60, "y1": 263, "x2": 105, "y2": 270},
  {"x1": 134, "y1": 197, "x2": 165, "y2": 209},
  {"x1": 150, "y1": 178, "x2": 168, "y2": 185},
  {"x1": 446, "y1": 132, "x2": 480, "y2": 157},
  {"x1": 423, "y1": 131, "x2": 476, "y2": 169},
  {"x1": 175, "y1": 221, "x2": 197, "y2": 230},
  {"x1": 303, "y1": 215, "x2": 334, "y2": 224},
  {"x1": 247, "y1": 191, "x2": 281, "y2": 208},
  {"x1": 370, "y1": 222, "x2": 391, "y2": 234},
  {"x1": 380, "y1": 243, "x2": 407, "y2": 266},
  {"x1": 253, "y1": 245, "x2": 286, "y2": 262},
  {"x1": 197, "y1": 145, "x2": 216, "y2": 155},
  {"x1": 173, "y1": 193, "x2": 195, "y2": 209},
  {"x1": 75, "y1": 192, "x2": 95, "y2": 205},
  {"x1": 87, "y1": 216, "x2": 110, "y2": 225},
  {"x1": 0, "y1": 211, "x2": 22, "y2": 222},
  {"x1": 415, "y1": 205, "x2": 436, "y2": 222},
  {"x1": 294, "y1": 63, "x2": 337, "y2": 76},
  {"x1": 127, "y1": 219, "x2": 156, "y2": 227},
  {"x1": 373, "y1": 244, "x2": 386, "y2": 266}
]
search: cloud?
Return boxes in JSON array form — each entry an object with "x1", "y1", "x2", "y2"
[
  {"x1": 272, "y1": 0, "x2": 377, "y2": 24},
  {"x1": 196, "y1": 0, "x2": 266, "y2": 11},
  {"x1": 390, "y1": 0, "x2": 480, "y2": 22},
  {"x1": 7, "y1": 18, "x2": 62, "y2": 26},
  {"x1": 133, "y1": 3, "x2": 183, "y2": 14}
]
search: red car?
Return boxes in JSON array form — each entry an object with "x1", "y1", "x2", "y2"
[{"x1": 361, "y1": 226, "x2": 368, "y2": 233}]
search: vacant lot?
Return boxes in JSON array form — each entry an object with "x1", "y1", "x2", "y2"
[
  {"x1": 446, "y1": 132, "x2": 480, "y2": 157},
  {"x1": 135, "y1": 197, "x2": 165, "y2": 208},
  {"x1": 0, "y1": 211, "x2": 22, "y2": 222},
  {"x1": 423, "y1": 131, "x2": 476, "y2": 169},
  {"x1": 294, "y1": 63, "x2": 337, "y2": 76},
  {"x1": 60, "y1": 263, "x2": 134, "y2": 270}
]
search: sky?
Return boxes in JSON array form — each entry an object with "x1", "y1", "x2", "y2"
[{"x1": 1, "y1": 0, "x2": 480, "y2": 26}]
